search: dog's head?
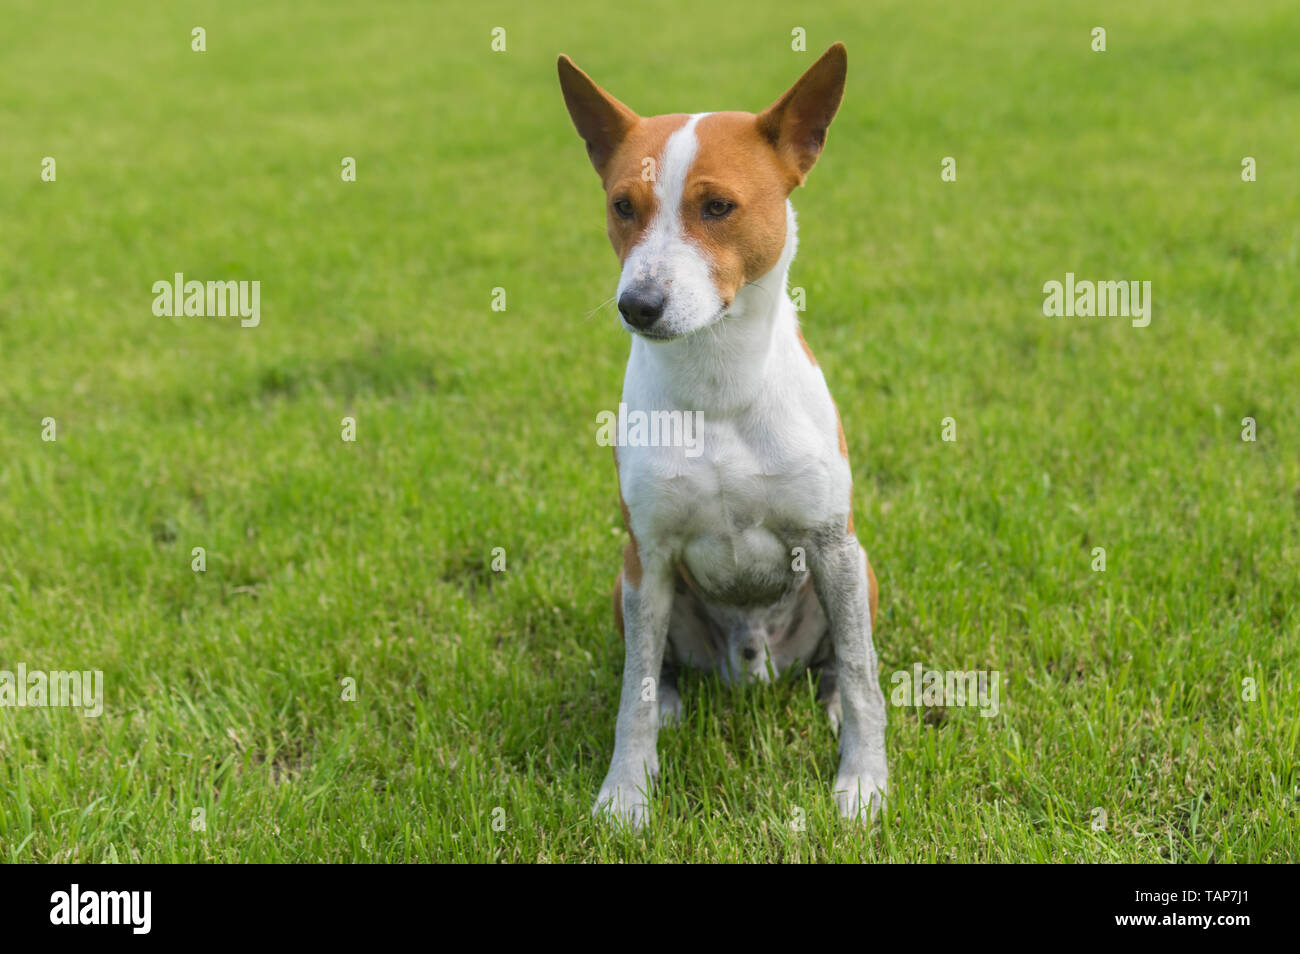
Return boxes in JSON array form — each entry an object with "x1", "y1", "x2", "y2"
[{"x1": 558, "y1": 45, "x2": 847, "y2": 341}]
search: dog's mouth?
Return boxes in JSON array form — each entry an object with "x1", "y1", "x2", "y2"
[
  {"x1": 631, "y1": 326, "x2": 685, "y2": 342},
  {"x1": 626, "y1": 302, "x2": 732, "y2": 342}
]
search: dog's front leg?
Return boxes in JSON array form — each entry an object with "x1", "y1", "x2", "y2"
[
  {"x1": 809, "y1": 533, "x2": 888, "y2": 821},
  {"x1": 594, "y1": 553, "x2": 672, "y2": 828}
]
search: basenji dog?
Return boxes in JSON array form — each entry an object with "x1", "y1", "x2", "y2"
[{"x1": 559, "y1": 43, "x2": 886, "y2": 828}]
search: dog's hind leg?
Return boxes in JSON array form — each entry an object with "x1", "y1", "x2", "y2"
[
  {"x1": 656, "y1": 661, "x2": 682, "y2": 727},
  {"x1": 816, "y1": 660, "x2": 842, "y2": 735}
]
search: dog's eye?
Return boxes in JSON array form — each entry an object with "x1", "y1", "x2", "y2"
[
  {"x1": 704, "y1": 199, "x2": 734, "y2": 219},
  {"x1": 613, "y1": 198, "x2": 634, "y2": 219}
]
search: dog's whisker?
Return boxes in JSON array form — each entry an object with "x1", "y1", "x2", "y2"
[{"x1": 585, "y1": 295, "x2": 617, "y2": 320}]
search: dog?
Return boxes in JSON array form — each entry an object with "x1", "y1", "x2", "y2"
[{"x1": 558, "y1": 43, "x2": 886, "y2": 828}]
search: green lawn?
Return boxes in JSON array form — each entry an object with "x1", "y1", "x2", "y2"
[{"x1": 1, "y1": 0, "x2": 1297, "y2": 862}]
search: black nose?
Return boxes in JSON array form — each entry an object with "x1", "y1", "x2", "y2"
[{"x1": 617, "y1": 283, "x2": 666, "y2": 330}]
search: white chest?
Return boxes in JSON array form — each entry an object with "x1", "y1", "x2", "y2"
[{"x1": 619, "y1": 394, "x2": 848, "y2": 605}]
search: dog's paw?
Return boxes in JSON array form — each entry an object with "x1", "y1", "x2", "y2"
[
  {"x1": 658, "y1": 684, "x2": 683, "y2": 728},
  {"x1": 592, "y1": 777, "x2": 652, "y2": 829},
  {"x1": 823, "y1": 690, "x2": 842, "y2": 736},
  {"x1": 833, "y1": 768, "x2": 887, "y2": 823}
]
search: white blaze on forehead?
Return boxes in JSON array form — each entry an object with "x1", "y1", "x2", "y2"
[
  {"x1": 619, "y1": 113, "x2": 724, "y2": 333},
  {"x1": 649, "y1": 112, "x2": 708, "y2": 241}
]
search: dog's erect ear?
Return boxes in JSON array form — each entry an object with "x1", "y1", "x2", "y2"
[
  {"x1": 557, "y1": 55, "x2": 639, "y2": 177},
  {"x1": 756, "y1": 43, "x2": 847, "y2": 186}
]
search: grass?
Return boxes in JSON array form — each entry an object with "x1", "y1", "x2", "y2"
[{"x1": 1, "y1": 0, "x2": 1297, "y2": 862}]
